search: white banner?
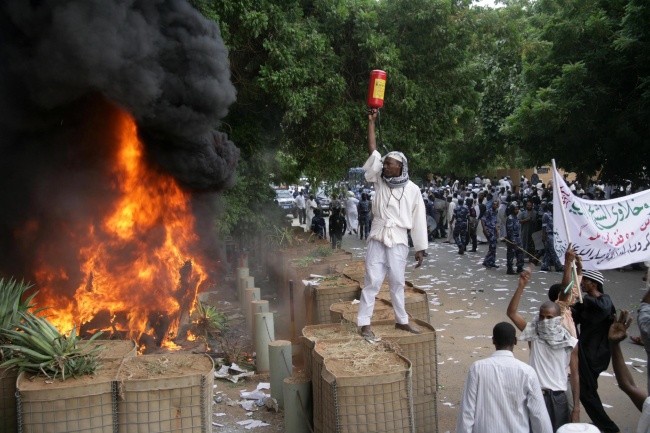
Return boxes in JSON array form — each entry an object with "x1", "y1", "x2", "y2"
[{"x1": 552, "y1": 167, "x2": 650, "y2": 270}]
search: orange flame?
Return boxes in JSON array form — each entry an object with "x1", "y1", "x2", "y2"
[{"x1": 33, "y1": 111, "x2": 207, "y2": 345}]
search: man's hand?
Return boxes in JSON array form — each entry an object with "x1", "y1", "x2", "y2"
[
  {"x1": 609, "y1": 310, "x2": 633, "y2": 344},
  {"x1": 576, "y1": 255, "x2": 583, "y2": 274},
  {"x1": 414, "y1": 250, "x2": 425, "y2": 268},
  {"x1": 518, "y1": 267, "x2": 532, "y2": 288},
  {"x1": 564, "y1": 243, "x2": 576, "y2": 264},
  {"x1": 570, "y1": 407, "x2": 580, "y2": 423}
]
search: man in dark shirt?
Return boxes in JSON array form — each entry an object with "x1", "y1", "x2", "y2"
[{"x1": 573, "y1": 269, "x2": 618, "y2": 433}]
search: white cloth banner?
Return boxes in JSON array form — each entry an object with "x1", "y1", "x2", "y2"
[{"x1": 553, "y1": 167, "x2": 650, "y2": 270}]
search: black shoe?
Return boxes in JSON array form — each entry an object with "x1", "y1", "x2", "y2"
[
  {"x1": 471, "y1": 249, "x2": 477, "y2": 252},
  {"x1": 506, "y1": 269, "x2": 516, "y2": 275},
  {"x1": 516, "y1": 268, "x2": 523, "y2": 273},
  {"x1": 395, "y1": 323, "x2": 421, "y2": 334}
]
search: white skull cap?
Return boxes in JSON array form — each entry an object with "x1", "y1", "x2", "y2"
[{"x1": 383, "y1": 151, "x2": 406, "y2": 164}]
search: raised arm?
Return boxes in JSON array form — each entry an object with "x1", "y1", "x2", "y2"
[
  {"x1": 569, "y1": 346, "x2": 580, "y2": 421},
  {"x1": 507, "y1": 268, "x2": 531, "y2": 331},
  {"x1": 609, "y1": 310, "x2": 647, "y2": 410},
  {"x1": 368, "y1": 109, "x2": 378, "y2": 155},
  {"x1": 559, "y1": 245, "x2": 579, "y2": 303}
]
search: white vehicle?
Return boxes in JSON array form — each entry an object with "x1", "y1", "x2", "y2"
[{"x1": 274, "y1": 189, "x2": 296, "y2": 214}]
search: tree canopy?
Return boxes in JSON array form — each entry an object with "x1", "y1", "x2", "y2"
[{"x1": 189, "y1": 0, "x2": 649, "y2": 236}]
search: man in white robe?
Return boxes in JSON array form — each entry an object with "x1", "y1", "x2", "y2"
[{"x1": 357, "y1": 109, "x2": 427, "y2": 340}]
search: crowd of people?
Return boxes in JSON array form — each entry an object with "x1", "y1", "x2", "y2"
[
  {"x1": 294, "y1": 170, "x2": 647, "y2": 276},
  {"x1": 293, "y1": 189, "x2": 370, "y2": 249},
  {"x1": 458, "y1": 246, "x2": 650, "y2": 433},
  {"x1": 421, "y1": 173, "x2": 648, "y2": 275}
]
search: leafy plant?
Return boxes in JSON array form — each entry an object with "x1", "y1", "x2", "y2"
[
  {"x1": 0, "y1": 313, "x2": 102, "y2": 380},
  {"x1": 310, "y1": 245, "x2": 333, "y2": 258},
  {"x1": 267, "y1": 225, "x2": 297, "y2": 247},
  {"x1": 0, "y1": 277, "x2": 36, "y2": 361},
  {"x1": 189, "y1": 302, "x2": 227, "y2": 350}
]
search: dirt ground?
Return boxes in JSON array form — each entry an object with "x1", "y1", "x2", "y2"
[{"x1": 173, "y1": 290, "x2": 286, "y2": 433}]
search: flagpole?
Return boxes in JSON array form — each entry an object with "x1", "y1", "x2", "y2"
[{"x1": 552, "y1": 159, "x2": 583, "y2": 302}]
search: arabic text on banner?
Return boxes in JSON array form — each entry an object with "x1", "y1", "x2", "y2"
[{"x1": 552, "y1": 169, "x2": 650, "y2": 270}]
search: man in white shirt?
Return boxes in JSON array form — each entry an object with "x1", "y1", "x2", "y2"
[
  {"x1": 294, "y1": 191, "x2": 306, "y2": 225},
  {"x1": 445, "y1": 196, "x2": 456, "y2": 243},
  {"x1": 456, "y1": 322, "x2": 553, "y2": 433},
  {"x1": 357, "y1": 109, "x2": 427, "y2": 340},
  {"x1": 507, "y1": 269, "x2": 580, "y2": 431}
]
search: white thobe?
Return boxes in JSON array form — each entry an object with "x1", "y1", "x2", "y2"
[
  {"x1": 305, "y1": 198, "x2": 317, "y2": 232},
  {"x1": 363, "y1": 151, "x2": 427, "y2": 252},
  {"x1": 357, "y1": 150, "x2": 427, "y2": 327},
  {"x1": 344, "y1": 197, "x2": 359, "y2": 232}
]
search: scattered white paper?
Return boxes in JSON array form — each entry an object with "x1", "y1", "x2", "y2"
[
  {"x1": 240, "y1": 390, "x2": 269, "y2": 400},
  {"x1": 214, "y1": 364, "x2": 255, "y2": 383},
  {"x1": 237, "y1": 420, "x2": 271, "y2": 429},
  {"x1": 240, "y1": 400, "x2": 256, "y2": 411}
]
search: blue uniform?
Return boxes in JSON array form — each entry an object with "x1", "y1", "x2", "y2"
[
  {"x1": 542, "y1": 211, "x2": 563, "y2": 271},
  {"x1": 453, "y1": 205, "x2": 470, "y2": 253},
  {"x1": 357, "y1": 199, "x2": 371, "y2": 240},
  {"x1": 506, "y1": 214, "x2": 524, "y2": 272},
  {"x1": 482, "y1": 206, "x2": 498, "y2": 267}
]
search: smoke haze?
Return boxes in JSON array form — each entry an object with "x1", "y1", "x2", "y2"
[{"x1": 0, "y1": 0, "x2": 238, "y2": 279}]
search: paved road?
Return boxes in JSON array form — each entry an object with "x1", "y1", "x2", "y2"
[{"x1": 322, "y1": 222, "x2": 649, "y2": 433}]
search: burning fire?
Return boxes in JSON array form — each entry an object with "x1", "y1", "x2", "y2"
[{"x1": 31, "y1": 110, "x2": 207, "y2": 347}]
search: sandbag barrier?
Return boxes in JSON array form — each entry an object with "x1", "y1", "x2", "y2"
[
  {"x1": 321, "y1": 355, "x2": 415, "y2": 433},
  {"x1": 16, "y1": 360, "x2": 121, "y2": 433},
  {"x1": 301, "y1": 319, "x2": 439, "y2": 433},
  {"x1": 307, "y1": 276, "x2": 361, "y2": 325},
  {"x1": 13, "y1": 353, "x2": 213, "y2": 433},
  {"x1": 329, "y1": 299, "x2": 394, "y2": 324},
  {"x1": 1, "y1": 366, "x2": 19, "y2": 433}
]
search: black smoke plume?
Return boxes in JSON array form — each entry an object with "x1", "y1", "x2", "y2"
[{"x1": 0, "y1": 1, "x2": 238, "y2": 283}]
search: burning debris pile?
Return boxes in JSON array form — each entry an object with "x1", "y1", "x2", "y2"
[{"x1": 0, "y1": 0, "x2": 239, "y2": 350}]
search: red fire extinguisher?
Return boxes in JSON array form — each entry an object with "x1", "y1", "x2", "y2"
[{"x1": 367, "y1": 69, "x2": 387, "y2": 109}]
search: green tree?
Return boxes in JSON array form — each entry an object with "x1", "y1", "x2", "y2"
[{"x1": 504, "y1": 0, "x2": 649, "y2": 183}]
